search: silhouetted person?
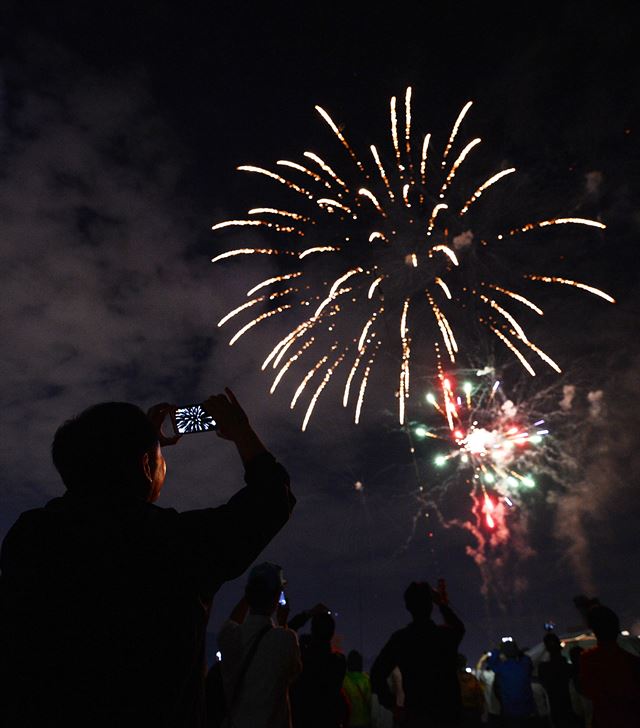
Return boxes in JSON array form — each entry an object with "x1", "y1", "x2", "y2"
[
  {"x1": 216, "y1": 563, "x2": 301, "y2": 728},
  {"x1": 579, "y1": 605, "x2": 640, "y2": 728},
  {"x1": 486, "y1": 639, "x2": 536, "y2": 726},
  {"x1": 0, "y1": 390, "x2": 295, "y2": 728},
  {"x1": 572, "y1": 595, "x2": 600, "y2": 626},
  {"x1": 289, "y1": 607, "x2": 348, "y2": 728},
  {"x1": 538, "y1": 633, "x2": 576, "y2": 727},
  {"x1": 457, "y1": 654, "x2": 484, "y2": 727},
  {"x1": 567, "y1": 646, "x2": 588, "y2": 725},
  {"x1": 370, "y1": 579, "x2": 465, "y2": 728},
  {"x1": 343, "y1": 650, "x2": 372, "y2": 728}
]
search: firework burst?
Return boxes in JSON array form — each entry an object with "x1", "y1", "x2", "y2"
[
  {"x1": 415, "y1": 369, "x2": 547, "y2": 531},
  {"x1": 212, "y1": 88, "x2": 613, "y2": 430}
]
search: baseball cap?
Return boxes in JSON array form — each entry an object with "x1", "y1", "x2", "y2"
[{"x1": 247, "y1": 562, "x2": 286, "y2": 593}]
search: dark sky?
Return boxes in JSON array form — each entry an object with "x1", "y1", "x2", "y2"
[{"x1": 1, "y1": 1, "x2": 639, "y2": 663}]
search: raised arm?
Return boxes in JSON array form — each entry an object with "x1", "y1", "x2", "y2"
[
  {"x1": 433, "y1": 579, "x2": 465, "y2": 644},
  {"x1": 176, "y1": 389, "x2": 295, "y2": 597},
  {"x1": 288, "y1": 603, "x2": 331, "y2": 633},
  {"x1": 203, "y1": 388, "x2": 268, "y2": 465}
]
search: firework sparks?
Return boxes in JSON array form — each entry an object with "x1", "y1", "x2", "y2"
[
  {"x1": 212, "y1": 89, "x2": 613, "y2": 429},
  {"x1": 421, "y1": 371, "x2": 549, "y2": 525}
]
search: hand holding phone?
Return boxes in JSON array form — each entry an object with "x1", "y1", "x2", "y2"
[
  {"x1": 202, "y1": 389, "x2": 253, "y2": 443},
  {"x1": 147, "y1": 403, "x2": 181, "y2": 446}
]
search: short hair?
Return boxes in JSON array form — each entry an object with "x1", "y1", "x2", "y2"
[
  {"x1": 245, "y1": 563, "x2": 283, "y2": 611},
  {"x1": 347, "y1": 650, "x2": 363, "y2": 672},
  {"x1": 587, "y1": 605, "x2": 620, "y2": 641},
  {"x1": 311, "y1": 612, "x2": 335, "y2": 642},
  {"x1": 404, "y1": 581, "x2": 433, "y2": 618},
  {"x1": 52, "y1": 402, "x2": 158, "y2": 495},
  {"x1": 502, "y1": 640, "x2": 520, "y2": 659}
]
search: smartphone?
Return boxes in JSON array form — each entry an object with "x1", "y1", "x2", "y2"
[
  {"x1": 174, "y1": 404, "x2": 217, "y2": 434},
  {"x1": 278, "y1": 590, "x2": 287, "y2": 606}
]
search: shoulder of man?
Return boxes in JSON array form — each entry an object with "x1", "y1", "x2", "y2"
[
  {"x1": 1, "y1": 511, "x2": 36, "y2": 568},
  {"x1": 390, "y1": 623, "x2": 413, "y2": 642}
]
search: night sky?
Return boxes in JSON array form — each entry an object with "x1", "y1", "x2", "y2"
[{"x1": 1, "y1": 1, "x2": 639, "y2": 664}]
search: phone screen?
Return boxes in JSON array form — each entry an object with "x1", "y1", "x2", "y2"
[{"x1": 174, "y1": 405, "x2": 217, "y2": 434}]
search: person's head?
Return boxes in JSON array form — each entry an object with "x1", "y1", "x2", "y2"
[
  {"x1": 404, "y1": 581, "x2": 433, "y2": 620},
  {"x1": 587, "y1": 605, "x2": 620, "y2": 642},
  {"x1": 501, "y1": 639, "x2": 520, "y2": 659},
  {"x1": 311, "y1": 612, "x2": 335, "y2": 643},
  {"x1": 543, "y1": 633, "x2": 562, "y2": 656},
  {"x1": 574, "y1": 594, "x2": 600, "y2": 625},
  {"x1": 245, "y1": 562, "x2": 285, "y2": 616},
  {"x1": 347, "y1": 650, "x2": 363, "y2": 672},
  {"x1": 52, "y1": 402, "x2": 163, "y2": 501}
]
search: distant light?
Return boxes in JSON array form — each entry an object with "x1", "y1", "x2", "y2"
[
  {"x1": 461, "y1": 454, "x2": 469, "y2": 464},
  {"x1": 414, "y1": 426, "x2": 428, "y2": 438},
  {"x1": 454, "y1": 430, "x2": 463, "y2": 439},
  {"x1": 434, "y1": 455, "x2": 447, "y2": 467},
  {"x1": 621, "y1": 630, "x2": 630, "y2": 636},
  {"x1": 529, "y1": 435, "x2": 543, "y2": 444},
  {"x1": 484, "y1": 472, "x2": 495, "y2": 484},
  {"x1": 463, "y1": 382, "x2": 472, "y2": 395},
  {"x1": 216, "y1": 651, "x2": 222, "y2": 661},
  {"x1": 534, "y1": 419, "x2": 545, "y2": 426},
  {"x1": 465, "y1": 667, "x2": 473, "y2": 673},
  {"x1": 492, "y1": 381, "x2": 500, "y2": 392},
  {"x1": 522, "y1": 476, "x2": 536, "y2": 488},
  {"x1": 354, "y1": 481, "x2": 364, "y2": 491},
  {"x1": 507, "y1": 476, "x2": 519, "y2": 487},
  {"x1": 426, "y1": 393, "x2": 436, "y2": 405},
  {"x1": 501, "y1": 636, "x2": 513, "y2": 642},
  {"x1": 504, "y1": 497, "x2": 513, "y2": 507},
  {"x1": 536, "y1": 429, "x2": 549, "y2": 435}
]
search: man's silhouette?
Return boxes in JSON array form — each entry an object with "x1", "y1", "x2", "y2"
[
  {"x1": 0, "y1": 389, "x2": 294, "y2": 727},
  {"x1": 371, "y1": 580, "x2": 465, "y2": 728},
  {"x1": 289, "y1": 608, "x2": 348, "y2": 728},
  {"x1": 580, "y1": 605, "x2": 640, "y2": 728}
]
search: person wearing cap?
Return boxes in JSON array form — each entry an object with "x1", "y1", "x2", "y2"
[
  {"x1": 217, "y1": 563, "x2": 301, "y2": 728},
  {"x1": 0, "y1": 390, "x2": 295, "y2": 728}
]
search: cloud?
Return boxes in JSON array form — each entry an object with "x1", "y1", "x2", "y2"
[
  {"x1": 0, "y1": 46, "x2": 274, "y2": 516},
  {"x1": 584, "y1": 170, "x2": 603, "y2": 198},
  {"x1": 587, "y1": 390, "x2": 603, "y2": 419},
  {"x1": 559, "y1": 384, "x2": 575, "y2": 411},
  {"x1": 549, "y1": 363, "x2": 640, "y2": 593},
  {"x1": 452, "y1": 230, "x2": 474, "y2": 250}
]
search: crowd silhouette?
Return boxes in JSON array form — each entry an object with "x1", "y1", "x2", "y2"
[{"x1": 1, "y1": 395, "x2": 639, "y2": 727}]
